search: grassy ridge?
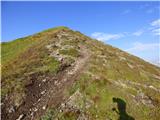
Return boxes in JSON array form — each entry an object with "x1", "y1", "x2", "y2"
[
  {"x1": 1, "y1": 26, "x2": 160, "y2": 120},
  {"x1": 1, "y1": 27, "x2": 69, "y2": 104},
  {"x1": 41, "y1": 34, "x2": 160, "y2": 120}
]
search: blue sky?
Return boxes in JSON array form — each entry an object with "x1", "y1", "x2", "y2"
[{"x1": 1, "y1": 1, "x2": 160, "y2": 65}]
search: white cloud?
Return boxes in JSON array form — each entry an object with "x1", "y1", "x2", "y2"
[
  {"x1": 152, "y1": 28, "x2": 160, "y2": 36},
  {"x1": 91, "y1": 19, "x2": 160, "y2": 41},
  {"x1": 126, "y1": 42, "x2": 160, "y2": 67},
  {"x1": 126, "y1": 42, "x2": 160, "y2": 52},
  {"x1": 91, "y1": 32, "x2": 124, "y2": 42},
  {"x1": 151, "y1": 19, "x2": 160, "y2": 27},
  {"x1": 133, "y1": 30, "x2": 144, "y2": 36},
  {"x1": 131, "y1": 19, "x2": 160, "y2": 37},
  {"x1": 150, "y1": 19, "x2": 160, "y2": 36}
]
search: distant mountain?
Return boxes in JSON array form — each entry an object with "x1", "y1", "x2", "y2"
[{"x1": 1, "y1": 26, "x2": 160, "y2": 120}]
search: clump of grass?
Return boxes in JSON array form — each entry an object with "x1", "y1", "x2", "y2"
[
  {"x1": 59, "y1": 48, "x2": 79, "y2": 57},
  {"x1": 68, "y1": 83, "x2": 79, "y2": 96},
  {"x1": 59, "y1": 111, "x2": 79, "y2": 120},
  {"x1": 64, "y1": 57, "x2": 75, "y2": 65},
  {"x1": 45, "y1": 57, "x2": 60, "y2": 73},
  {"x1": 41, "y1": 108, "x2": 79, "y2": 120},
  {"x1": 61, "y1": 40, "x2": 79, "y2": 47},
  {"x1": 41, "y1": 109, "x2": 55, "y2": 120}
]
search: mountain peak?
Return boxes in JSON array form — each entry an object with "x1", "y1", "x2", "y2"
[
  {"x1": 41, "y1": 26, "x2": 74, "y2": 34},
  {"x1": 2, "y1": 27, "x2": 160, "y2": 120}
]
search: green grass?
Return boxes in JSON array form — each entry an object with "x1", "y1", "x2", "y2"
[
  {"x1": 41, "y1": 109, "x2": 55, "y2": 120},
  {"x1": 2, "y1": 26, "x2": 160, "y2": 120},
  {"x1": 1, "y1": 26, "x2": 69, "y2": 65},
  {"x1": 70, "y1": 73, "x2": 153, "y2": 120},
  {"x1": 40, "y1": 26, "x2": 69, "y2": 33},
  {"x1": 1, "y1": 26, "x2": 75, "y2": 111},
  {"x1": 1, "y1": 28, "x2": 63, "y2": 105},
  {"x1": 1, "y1": 37, "x2": 38, "y2": 65},
  {"x1": 41, "y1": 108, "x2": 79, "y2": 120},
  {"x1": 61, "y1": 40, "x2": 79, "y2": 47},
  {"x1": 44, "y1": 57, "x2": 60, "y2": 73},
  {"x1": 58, "y1": 37, "x2": 160, "y2": 119},
  {"x1": 59, "y1": 48, "x2": 79, "y2": 57}
]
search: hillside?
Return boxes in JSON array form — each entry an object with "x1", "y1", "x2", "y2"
[{"x1": 1, "y1": 26, "x2": 160, "y2": 120}]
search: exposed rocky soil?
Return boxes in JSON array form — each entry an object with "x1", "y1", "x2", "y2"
[{"x1": 2, "y1": 29, "x2": 91, "y2": 120}]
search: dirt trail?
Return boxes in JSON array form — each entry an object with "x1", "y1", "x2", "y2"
[{"x1": 4, "y1": 44, "x2": 90, "y2": 120}]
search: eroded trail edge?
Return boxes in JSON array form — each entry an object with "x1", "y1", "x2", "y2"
[{"x1": 11, "y1": 44, "x2": 90, "y2": 120}]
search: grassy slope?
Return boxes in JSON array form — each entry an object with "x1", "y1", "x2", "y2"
[
  {"x1": 1, "y1": 27, "x2": 68, "y2": 103},
  {"x1": 2, "y1": 26, "x2": 69, "y2": 65},
  {"x1": 42, "y1": 30, "x2": 160, "y2": 120},
  {"x1": 67, "y1": 39, "x2": 160, "y2": 120},
  {"x1": 1, "y1": 27, "x2": 160, "y2": 120},
  {"x1": 82, "y1": 39, "x2": 160, "y2": 120}
]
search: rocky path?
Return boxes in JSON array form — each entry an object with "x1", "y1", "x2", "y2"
[{"x1": 9, "y1": 44, "x2": 90, "y2": 120}]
